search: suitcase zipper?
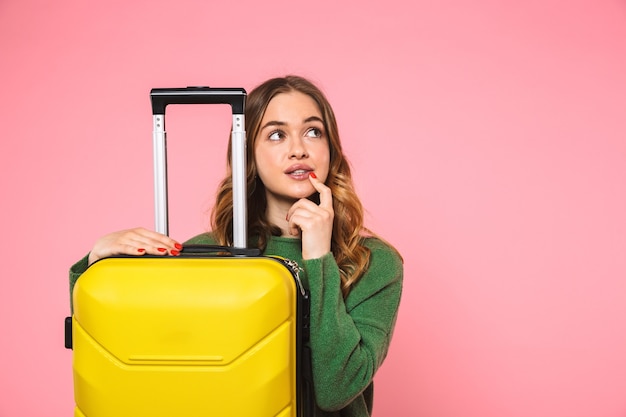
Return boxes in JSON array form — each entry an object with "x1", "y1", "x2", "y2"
[{"x1": 271, "y1": 256, "x2": 306, "y2": 297}]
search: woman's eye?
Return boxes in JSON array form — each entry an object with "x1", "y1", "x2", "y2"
[
  {"x1": 306, "y1": 128, "x2": 322, "y2": 138},
  {"x1": 268, "y1": 131, "x2": 283, "y2": 141}
]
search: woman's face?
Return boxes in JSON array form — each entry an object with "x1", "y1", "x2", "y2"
[{"x1": 254, "y1": 91, "x2": 330, "y2": 208}]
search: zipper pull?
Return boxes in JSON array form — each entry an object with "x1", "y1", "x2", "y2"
[{"x1": 272, "y1": 256, "x2": 306, "y2": 297}]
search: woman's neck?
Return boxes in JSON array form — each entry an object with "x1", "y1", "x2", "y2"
[{"x1": 265, "y1": 198, "x2": 297, "y2": 238}]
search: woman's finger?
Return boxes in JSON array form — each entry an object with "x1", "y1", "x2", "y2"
[
  {"x1": 125, "y1": 228, "x2": 181, "y2": 251},
  {"x1": 308, "y1": 173, "x2": 333, "y2": 210},
  {"x1": 88, "y1": 228, "x2": 181, "y2": 265}
]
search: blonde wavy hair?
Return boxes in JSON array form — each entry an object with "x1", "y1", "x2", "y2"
[{"x1": 211, "y1": 75, "x2": 370, "y2": 296}]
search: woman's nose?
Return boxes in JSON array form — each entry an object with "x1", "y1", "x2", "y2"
[{"x1": 289, "y1": 137, "x2": 308, "y2": 159}]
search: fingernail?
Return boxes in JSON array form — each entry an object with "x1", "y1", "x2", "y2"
[
  {"x1": 174, "y1": 243, "x2": 183, "y2": 250},
  {"x1": 157, "y1": 248, "x2": 167, "y2": 252},
  {"x1": 170, "y1": 249, "x2": 180, "y2": 256},
  {"x1": 309, "y1": 172, "x2": 317, "y2": 179},
  {"x1": 137, "y1": 248, "x2": 146, "y2": 253}
]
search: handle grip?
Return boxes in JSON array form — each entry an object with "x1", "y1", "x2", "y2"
[{"x1": 150, "y1": 87, "x2": 246, "y2": 114}]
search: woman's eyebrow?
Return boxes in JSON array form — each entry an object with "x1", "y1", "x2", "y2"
[
  {"x1": 304, "y1": 116, "x2": 324, "y2": 124},
  {"x1": 260, "y1": 120, "x2": 286, "y2": 130},
  {"x1": 261, "y1": 116, "x2": 323, "y2": 131}
]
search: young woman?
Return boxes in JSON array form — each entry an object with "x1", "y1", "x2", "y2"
[{"x1": 69, "y1": 75, "x2": 403, "y2": 416}]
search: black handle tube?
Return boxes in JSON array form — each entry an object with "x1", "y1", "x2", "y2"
[
  {"x1": 181, "y1": 244, "x2": 261, "y2": 257},
  {"x1": 150, "y1": 87, "x2": 247, "y2": 114}
]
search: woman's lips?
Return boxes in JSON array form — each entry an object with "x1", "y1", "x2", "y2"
[{"x1": 285, "y1": 165, "x2": 313, "y2": 180}]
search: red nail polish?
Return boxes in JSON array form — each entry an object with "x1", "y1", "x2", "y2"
[
  {"x1": 157, "y1": 248, "x2": 167, "y2": 252},
  {"x1": 174, "y1": 243, "x2": 183, "y2": 250},
  {"x1": 137, "y1": 248, "x2": 146, "y2": 253},
  {"x1": 170, "y1": 249, "x2": 180, "y2": 256},
  {"x1": 309, "y1": 172, "x2": 317, "y2": 179}
]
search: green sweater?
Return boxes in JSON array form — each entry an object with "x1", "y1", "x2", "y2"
[{"x1": 69, "y1": 234, "x2": 403, "y2": 417}]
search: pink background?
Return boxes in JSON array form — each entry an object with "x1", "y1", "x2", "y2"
[{"x1": 1, "y1": 0, "x2": 626, "y2": 416}]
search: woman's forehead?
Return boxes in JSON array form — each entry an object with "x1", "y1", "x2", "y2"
[{"x1": 262, "y1": 91, "x2": 323, "y2": 123}]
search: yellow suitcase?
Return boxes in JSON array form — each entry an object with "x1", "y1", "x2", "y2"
[{"x1": 65, "y1": 88, "x2": 312, "y2": 417}]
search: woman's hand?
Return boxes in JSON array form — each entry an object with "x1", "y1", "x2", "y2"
[
  {"x1": 87, "y1": 227, "x2": 182, "y2": 266},
  {"x1": 286, "y1": 174, "x2": 334, "y2": 260}
]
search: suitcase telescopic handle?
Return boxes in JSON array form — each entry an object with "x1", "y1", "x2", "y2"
[{"x1": 150, "y1": 87, "x2": 248, "y2": 249}]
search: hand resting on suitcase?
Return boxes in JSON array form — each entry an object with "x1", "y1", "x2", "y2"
[{"x1": 87, "y1": 227, "x2": 182, "y2": 266}]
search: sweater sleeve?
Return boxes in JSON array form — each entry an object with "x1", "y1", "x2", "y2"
[
  {"x1": 68, "y1": 253, "x2": 90, "y2": 312},
  {"x1": 302, "y1": 238, "x2": 403, "y2": 411}
]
